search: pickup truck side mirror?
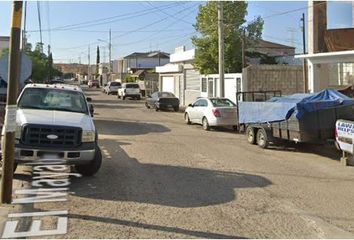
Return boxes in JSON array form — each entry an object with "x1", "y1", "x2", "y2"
[
  {"x1": 87, "y1": 97, "x2": 92, "y2": 102},
  {"x1": 89, "y1": 104, "x2": 94, "y2": 116},
  {"x1": 188, "y1": 103, "x2": 193, "y2": 107},
  {"x1": 147, "y1": 95, "x2": 151, "y2": 98}
]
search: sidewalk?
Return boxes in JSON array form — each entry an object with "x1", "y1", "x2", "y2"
[{"x1": 0, "y1": 165, "x2": 32, "y2": 237}]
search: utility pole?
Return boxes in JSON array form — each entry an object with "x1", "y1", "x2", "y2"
[
  {"x1": 1, "y1": 1, "x2": 23, "y2": 204},
  {"x1": 241, "y1": 29, "x2": 246, "y2": 68},
  {"x1": 22, "y1": 1, "x2": 27, "y2": 50},
  {"x1": 88, "y1": 45, "x2": 90, "y2": 81},
  {"x1": 301, "y1": 13, "x2": 308, "y2": 93},
  {"x1": 36, "y1": 0, "x2": 43, "y2": 53},
  {"x1": 218, "y1": 1, "x2": 224, "y2": 98},
  {"x1": 109, "y1": 28, "x2": 112, "y2": 81}
]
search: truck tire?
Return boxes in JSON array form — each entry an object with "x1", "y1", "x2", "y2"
[
  {"x1": 122, "y1": 96, "x2": 126, "y2": 100},
  {"x1": 246, "y1": 126, "x2": 257, "y2": 144},
  {"x1": 76, "y1": 146, "x2": 102, "y2": 176},
  {"x1": 174, "y1": 106, "x2": 179, "y2": 112},
  {"x1": 256, "y1": 128, "x2": 269, "y2": 149}
]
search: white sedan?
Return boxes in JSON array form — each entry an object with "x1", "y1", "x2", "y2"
[{"x1": 184, "y1": 97, "x2": 238, "y2": 130}]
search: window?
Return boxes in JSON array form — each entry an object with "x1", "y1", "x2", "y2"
[
  {"x1": 126, "y1": 83, "x2": 139, "y2": 88},
  {"x1": 193, "y1": 100, "x2": 202, "y2": 107},
  {"x1": 18, "y1": 88, "x2": 88, "y2": 114},
  {"x1": 160, "y1": 92, "x2": 176, "y2": 98},
  {"x1": 194, "y1": 99, "x2": 208, "y2": 107},
  {"x1": 201, "y1": 78, "x2": 207, "y2": 92},
  {"x1": 210, "y1": 98, "x2": 236, "y2": 107},
  {"x1": 110, "y1": 82, "x2": 121, "y2": 86}
]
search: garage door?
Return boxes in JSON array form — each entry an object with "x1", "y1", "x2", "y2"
[{"x1": 162, "y1": 76, "x2": 174, "y2": 93}]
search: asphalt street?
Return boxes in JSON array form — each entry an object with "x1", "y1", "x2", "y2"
[{"x1": 11, "y1": 86, "x2": 354, "y2": 238}]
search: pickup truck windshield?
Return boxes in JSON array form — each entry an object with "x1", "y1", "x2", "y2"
[{"x1": 18, "y1": 88, "x2": 88, "y2": 114}]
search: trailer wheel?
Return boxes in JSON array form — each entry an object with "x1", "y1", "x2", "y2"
[
  {"x1": 246, "y1": 126, "x2": 257, "y2": 144},
  {"x1": 256, "y1": 128, "x2": 269, "y2": 149}
]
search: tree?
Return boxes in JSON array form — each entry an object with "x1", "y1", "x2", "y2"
[
  {"x1": 25, "y1": 42, "x2": 62, "y2": 83},
  {"x1": 96, "y1": 46, "x2": 100, "y2": 78},
  {"x1": 192, "y1": 2, "x2": 264, "y2": 74}
]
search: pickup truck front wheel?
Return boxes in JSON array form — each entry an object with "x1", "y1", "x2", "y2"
[{"x1": 76, "y1": 146, "x2": 102, "y2": 176}]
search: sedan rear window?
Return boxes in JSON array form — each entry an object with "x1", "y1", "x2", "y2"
[
  {"x1": 111, "y1": 82, "x2": 121, "y2": 86},
  {"x1": 210, "y1": 99, "x2": 236, "y2": 107},
  {"x1": 160, "y1": 92, "x2": 175, "y2": 98},
  {"x1": 126, "y1": 84, "x2": 139, "y2": 88}
]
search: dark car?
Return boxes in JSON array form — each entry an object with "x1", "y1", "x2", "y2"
[{"x1": 145, "y1": 91, "x2": 180, "y2": 112}]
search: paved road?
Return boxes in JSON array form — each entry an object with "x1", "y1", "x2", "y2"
[{"x1": 19, "y1": 87, "x2": 354, "y2": 238}]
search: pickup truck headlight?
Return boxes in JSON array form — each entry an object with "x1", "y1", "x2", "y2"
[{"x1": 82, "y1": 130, "x2": 95, "y2": 142}]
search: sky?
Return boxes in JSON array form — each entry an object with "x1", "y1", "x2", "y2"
[{"x1": 0, "y1": 1, "x2": 353, "y2": 64}]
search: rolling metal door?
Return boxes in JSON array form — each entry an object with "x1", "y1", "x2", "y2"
[
  {"x1": 162, "y1": 76, "x2": 174, "y2": 93},
  {"x1": 186, "y1": 69, "x2": 200, "y2": 90}
]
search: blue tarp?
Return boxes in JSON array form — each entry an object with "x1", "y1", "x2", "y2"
[{"x1": 238, "y1": 89, "x2": 354, "y2": 124}]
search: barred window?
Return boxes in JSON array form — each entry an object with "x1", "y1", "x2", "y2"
[{"x1": 201, "y1": 78, "x2": 207, "y2": 92}]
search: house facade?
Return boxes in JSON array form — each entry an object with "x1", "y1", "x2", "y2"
[
  {"x1": 156, "y1": 47, "x2": 198, "y2": 106},
  {"x1": 112, "y1": 51, "x2": 170, "y2": 81},
  {"x1": 156, "y1": 46, "x2": 244, "y2": 106}
]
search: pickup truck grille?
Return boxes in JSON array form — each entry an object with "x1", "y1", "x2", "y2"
[{"x1": 21, "y1": 124, "x2": 82, "y2": 148}]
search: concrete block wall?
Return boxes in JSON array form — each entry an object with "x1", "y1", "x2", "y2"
[{"x1": 243, "y1": 65, "x2": 304, "y2": 95}]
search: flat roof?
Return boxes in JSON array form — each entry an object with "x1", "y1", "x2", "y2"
[{"x1": 295, "y1": 50, "x2": 354, "y2": 64}]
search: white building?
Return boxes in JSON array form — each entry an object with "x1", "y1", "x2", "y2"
[
  {"x1": 0, "y1": 36, "x2": 10, "y2": 56},
  {"x1": 156, "y1": 46, "x2": 243, "y2": 106}
]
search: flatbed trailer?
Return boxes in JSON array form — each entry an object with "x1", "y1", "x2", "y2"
[{"x1": 237, "y1": 89, "x2": 354, "y2": 148}]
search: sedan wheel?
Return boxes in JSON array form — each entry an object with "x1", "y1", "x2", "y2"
[
  {"x1": 184, "y1": 113, "x2": 191, "y2": 124},
  {"x1": 202, "y1": 117, "x2": 210, "y2": 131}
]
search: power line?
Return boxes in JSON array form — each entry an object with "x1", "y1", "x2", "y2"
[
  {"x1": 111, "y1": 3, "x2": 199, "y2": 46},
  {"x1": 111, "y1": 3, "x2": 199, "y2": 41},
  {"x1": 261, "y1": 1, "x2": 326, "y2": 20},
  {"x1": 27, "y1": 2, "x2": 184, "y2": 32},
  {"x1": 146, "y1": 1, "x2": 194, "y2": 25}
]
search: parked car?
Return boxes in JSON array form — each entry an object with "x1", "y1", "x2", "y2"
[
  {"x1": 145, "y1": 91, "x2": 180, "y2": 112},
  {"x1": 103, "y1": 81, "x2": 121, "y2": 95},
  {"x1": 88, "y1": 80, "x2": 100, "y2": 88},
  {"x1": 117, "y1": 83, "x2": 141, "y2": 100},
  {"x1": 4, "y1": 83, "x2": 102, "y2": 176},
  {"x1": 184, "y1": 97, "x2": 238, "y2": 131}
]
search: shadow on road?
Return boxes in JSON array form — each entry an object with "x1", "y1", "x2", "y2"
[
  {"x1": 94, "y1": 119, "x2": 170, "y2": 136},
  {"x1": 68, "y1": 213, "x2": 247, "y2": 239},
  {"x1": 264, "y1": 141, "x2": 341, "y2": 161},
  {"x1": 93, "y1": 102, "x2": 140, "y2": 109},
  {"x1": 71, "y1": 140, "x2": 272, "y2": 208}
]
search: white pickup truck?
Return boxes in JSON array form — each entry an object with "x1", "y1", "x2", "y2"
[{"x1": 3, "y1": 83, "x2": 102, "y2": 176}]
